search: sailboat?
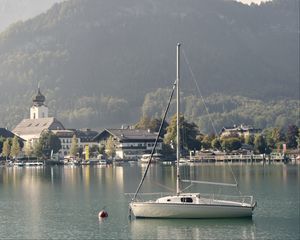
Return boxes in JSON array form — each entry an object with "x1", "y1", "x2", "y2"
[{"x1": 129, "y1": 44, "x2": 257, "y2": 218}]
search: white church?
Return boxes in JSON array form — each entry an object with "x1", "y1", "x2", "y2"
[{"x1": 13, "y1": 87, "x2": 65, "y2": 145}]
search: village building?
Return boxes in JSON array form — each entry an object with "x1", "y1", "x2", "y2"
[
  {"x1": 12, "y1": 87, "x2": 65, "y2": 145},
  {"x1": 52, "y1": 128, "x2": 98, "y2": 158},
  {"x1": 94, "y1": 128, "x2": 163, "y2": 160},
  {"x1": 220, "y1": 124, "x2": 261, "y2": 138}
]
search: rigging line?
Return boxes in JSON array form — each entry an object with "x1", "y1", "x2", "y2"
[
  {"x1": 182, "y1": 49, "x2": 218, "y2": 137},
  {"x1": 132, "y1": 80, "x2": 177, "y2": 201},
  {"x1": 182, "y1": 48, "x2": 240, "y2": 193}
]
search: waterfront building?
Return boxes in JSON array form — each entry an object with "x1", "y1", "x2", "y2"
[
  {"x1": 94, "y1": 128, "x2": 163, "y2": 160},
  {"x1": 220, "y1": 124, "x2": 261, "y2": 138},
  {"x1": 12, "y1": 87, "x2": 65, "y2": 145},
  {"x1": 52, "y1": 128, "x2": 98, "y2": 158}
]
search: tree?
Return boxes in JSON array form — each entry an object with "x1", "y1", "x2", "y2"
[
  {"x1": 2, "y1": 139, "x2": 10, "y2": 160},
  {"x1": 70, "y1": 135, "x2": 78, "y2": 158},
  {"x1": 254, "y1": 134, "x2": 268, "y2": 154},
  {"x1": 0, "y1": 136, "x2": 4, "y2": 153},
  {"x1": 245, "y1": 134, "x2": 255, "y2": 146},
  {"x1": 221, "y1": 137, "x2": 242, "y2": 152},
  {"x1": 271, "y1": 127, "x2": 285, "y2": 149},
  {"x1": 34, "y1": 131, "x2": 62, "y2": 159},
  {"x1": 286, "y1": 125, "x2": 299, "y2": 149},
  {"x1": 135, "y1": 115, "x2": 151, "y2": 130},
  {"x1": 201, "y1": 135, "x2": 213, "y2": 150},
  {"x1": 10, "y1": 136, "x2": 20, "y2": 160},
  {"x1": 99, "y1": 143, "x2": 105, "y2": 155},
  {"x1": 24, "y1": 141, "x2": 33, "y2": 160},
  {"x1": 211, "y1": 138, "x2": 222, "y2": 150},
  {"x1": 34, "y1": 141, "x2": 43, "y2": 159},
  {"x1": 164, "y1": 114, "x2": 200, "y2": 151},
  {"x1": 105, "y1": 136, "x2": 116, "y2": 159}
]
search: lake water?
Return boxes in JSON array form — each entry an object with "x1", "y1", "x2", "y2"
[{"x1": 0, "y1": 163, "x2": 299, "y2": 239}]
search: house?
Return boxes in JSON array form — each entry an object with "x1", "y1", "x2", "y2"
[
  {"x1": 220, "y1": 124, "x2": 261, "y2": 138},
  {"x1": 51, "y1": 128, "x2": 99, "y2": 158},
  {"x1": 94, "y1": 128, "x2": 163, "y2": 160}
]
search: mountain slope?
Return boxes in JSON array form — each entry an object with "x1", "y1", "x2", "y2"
[{"x1": 0, "y1": 0, "x2": 298, "y2": 130}]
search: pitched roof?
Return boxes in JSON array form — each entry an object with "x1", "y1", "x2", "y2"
[
  {"x1": 51, "y1": 129, "x2": 75, "y2": 138},
  {"x1": 0, "y1": 128, "x2": 25, "y2": 141},
  {"x1": 0, "y1": 128, "x2": 17, "y2": 138},
  {"x1": 13, "y1": 117, "x2": 65, "y2": 136},
  {"x1": 94, "y1": 128, "x2": 162, "y2": 142},
  {"x1": 76, "y1": 129, "x2": 99, "y2": 142}
]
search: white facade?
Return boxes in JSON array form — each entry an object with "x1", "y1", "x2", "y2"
[
  {"x1": 114, "y1": 142, "x2": 162, "y2": 160},
  {"x1": 30, "y1": 105, "x2": 48, "y2": 119}
]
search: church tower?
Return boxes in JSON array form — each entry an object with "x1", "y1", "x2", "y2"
[{"x1": 30, "y1": 87, "x2": 48, "y2": 119}]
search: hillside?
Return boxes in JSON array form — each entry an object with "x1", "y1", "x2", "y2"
[{"x1": 0, "y1": 0, "x2": 298, "y2": 131}]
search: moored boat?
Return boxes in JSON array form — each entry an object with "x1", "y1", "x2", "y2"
[{"x1": 129, "y1": 44, "x2": 256, "y2": 219}]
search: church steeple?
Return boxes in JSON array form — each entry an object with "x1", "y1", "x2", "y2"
[
  {"x1": 30, "y1": 85, "x2": 48, "y2": 119},
  {"x1": 32, "y1": 87, "x2": 46, "y2": 107}
]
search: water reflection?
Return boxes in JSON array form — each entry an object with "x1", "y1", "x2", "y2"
[{"x1": 130, "y1": 218, "x2": 256, "y2": 240}]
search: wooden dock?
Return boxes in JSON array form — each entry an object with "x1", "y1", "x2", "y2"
[{"x1": 189, "y1": 153, "x2": 286, "y2": 163}]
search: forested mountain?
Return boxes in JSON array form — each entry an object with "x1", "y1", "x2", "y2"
[
  {"x1": 0, "y1": 0, "x2": 298, "y2": 132},
  {"x1": 0, "y1": 0, "x2": 64, "y2": 33}
]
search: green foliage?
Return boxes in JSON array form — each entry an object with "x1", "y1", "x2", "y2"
[
  {"x1": 142, "y1": 92, "x2": 299, "y2": 134},
  {"x1": 254, "y1": 134, "x2": 268, "y2": 154},
  {"x1": 135, "y1": 116, "x2": 169, "y2": 139},
  {"x1": 221, "y1": 137, "x2": 242, "y2": 152},
  {"x1": 34, "y1": 131, "x2": 62, "y2": 158},
  {"x1": 286, "y1": 125, "x2": 299, "y2": 149},
  {"x1": 0, "y1": 136, "x2": 4, "y2": 153},
  {"x1": 245, "y1": 134, "x2": 255, "y2": 146},
  {"x1": 10, "y1": 136, "x2": 20, "y2": 159},
  {"x1": 70, "y1": 135, "x2": 78, "y2": 158},
  {"x1": 164, "y1": 114, "x2": 200, "y2": 151},
  {"x1": 24, "y1": 141, "x2": 33, "y2": 158},
  {"x1": 211, "y1": 138, "x2": 222, "y2": 150},
  {"x1": 105, "y1": 136, "x2": 116, "y2": 159},
  {"x1": 2, "y1": 139, "x2": 11, "y2": 160},
  {"x1": 0, "y1": 0, "x2": 298, "y2": 130},
  {"x1": 98, "y1": 143, "x2": 105, "y2": 155}
]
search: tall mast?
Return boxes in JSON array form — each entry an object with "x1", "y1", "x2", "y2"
[{"x1": 176, "y1": 43, "x2": 181, "y2": 195}]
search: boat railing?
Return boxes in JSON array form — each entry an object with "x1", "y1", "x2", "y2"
[
  {"x1": 125, "y1": 192, "x2": 173, "y2": 202},
  {"x1": 199, "y1": 193, "x2": 255, "y2": 206}
]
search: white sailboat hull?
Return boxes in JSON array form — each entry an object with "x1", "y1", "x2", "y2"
[{"x1": 130, "y1": 201, "x2": 254, "y2": 219}]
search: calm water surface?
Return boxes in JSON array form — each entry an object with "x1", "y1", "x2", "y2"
[{"x1": 0, "y1": 163, "x2": 299, "y2": 239}]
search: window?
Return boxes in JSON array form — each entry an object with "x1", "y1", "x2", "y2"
[{"x1": 181, "y1": 197, "x2": 193, "y2": 203}]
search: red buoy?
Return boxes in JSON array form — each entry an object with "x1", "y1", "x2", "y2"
[{"x1": 98, "y1": 210, "x2": 108, "y2": 218}]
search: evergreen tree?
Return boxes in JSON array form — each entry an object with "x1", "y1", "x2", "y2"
[
  {"x1": 70, "y1": 135, "x2": 78, "y2": 158},
  {"x1": 286, "y1": 125, "x2": 299, "y2": 149},
  {"x1": 221, "y1": 137, "x2": 242, "y2": 152},
  {"x1": 34, "y1": 131, "x2": 61, "y2": 159},
  {"x1": 0, "y1": 136, "x2": 4, "y2": 153},
  {"x1": 105, "y1": 136, "x2": 116, "y2": 159},
  {"x1": 24, "y1": 141, "x2": 33, "y2": 160},
  {"x1": 2, "y1": 139, "x2": 10, "y2": 160},
  {"x1": 135, "y1": 115, "x2": 151, "y2": 130},
  {"x1": 245, "y1": 134, "x2": 255, "y2": 146},
  {"x1": 164, "y1": 114, "x2": 200, "y2": 151},
  {"x1": 10, "y1": 136, "x2": 20, "y2": 160},
  {"x1": 211, "y1": 138, "x2": 222, "y2": 150},
  {"x1": 254, "y1": 134, "x2": 268, "y2": 154}
]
